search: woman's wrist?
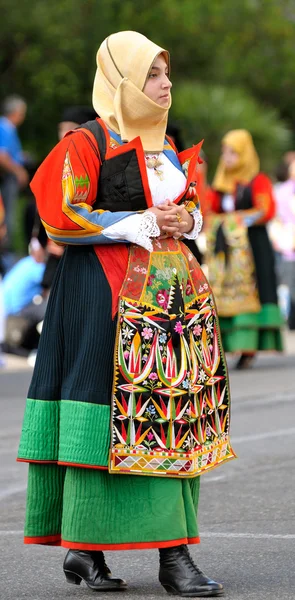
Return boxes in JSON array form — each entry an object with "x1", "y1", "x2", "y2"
[
  {"x1": 182, "y1": 210, "x2": 203, "y2": 240},
  {"x1": 183, "y1": 213, "x2": 194, "y2": 234}
]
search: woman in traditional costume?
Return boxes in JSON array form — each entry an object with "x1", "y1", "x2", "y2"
[
  {"x1": 205, "y1": 130, "x2": 283, "y2": 369},
  {"x1": 18, "y1": 31, "x2": 234, "y2": 597}
]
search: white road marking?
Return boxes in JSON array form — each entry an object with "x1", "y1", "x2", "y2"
[
  {"x1": 0, "y1": 530, "x2": 23, "y2": 535},
  {"x1": 233, "y1": 391, "x2": 295, "y2": 408},
  {"x1": 0, "y1": 484, "x2": 27, "y2": 501},
  {"x1": 1, "y1": 530, "x2": 295, "y2": 540},
  {"x1": 231, "y1": 427, "x2": 295, "y2": 444},
  {"x1": 202, "y1": 532, "x2": 295, "y2": 540}
]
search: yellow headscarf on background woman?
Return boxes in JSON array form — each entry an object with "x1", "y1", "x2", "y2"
[
  {"x1": 92, "y1": 31, "x2": 170, "y2": 152},
  {"x1": 212, "y1": 129, "x2": 260, "y2": 193}
]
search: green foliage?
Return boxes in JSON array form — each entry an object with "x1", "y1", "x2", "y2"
[
  {"x1": 0, "y1": 0, "x2": 294, "y2": 161},
  {"x1": 170, "y1": 83, "x2": 291, "y2": 178}
]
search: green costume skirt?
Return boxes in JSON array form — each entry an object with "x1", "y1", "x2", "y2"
[
  {"x1": 24, "y1": 464, "x2": 200, "y2": 550},
  {"x1": 19, "y1": 243, "x2": 233, "y2": 549},
  {"x1": 205, "y1": 215, "x2": 284, "y2": 354},
  {"x1": 19, "y1": 246, "x2": 201, "y2": 550},
  {"x1": 219, "y1": 304, "x2": 283, "y2": 353}
]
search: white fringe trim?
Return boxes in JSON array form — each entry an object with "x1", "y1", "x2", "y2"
[{"x1": 134, "y1": 212, "x2": 160, "y2": 252}]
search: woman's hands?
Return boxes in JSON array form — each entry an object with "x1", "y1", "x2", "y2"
[{"x1": 147, "y1": 200, "x2": 194, "y2": 239}]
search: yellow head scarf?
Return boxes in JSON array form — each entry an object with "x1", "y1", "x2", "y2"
[
  {"x1": 92, "y1": 31, "x2": 171, "y2": 152},
  {"x1": 212, "y1": 129, "x2": 260, "y2": 193}
]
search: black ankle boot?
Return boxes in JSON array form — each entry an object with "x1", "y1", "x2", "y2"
[
  {"x1": 159, "y1": 545, "x2": 223, "y2": 597},
  {"x1": 91, "y1": 550, "x2": 112, "y2": 577},
  {"x1": 63, "y1": 550, "x2": 127, "y2": 591},
  {"x1": 235, "y1": 353, "x2": 256, "y2": 370}
]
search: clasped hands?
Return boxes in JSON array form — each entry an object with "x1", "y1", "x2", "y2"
[{"x1": 148, "y1": 200, "x2": 194, "y2": 239}]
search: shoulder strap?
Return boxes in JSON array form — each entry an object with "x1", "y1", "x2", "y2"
[
  {"x1": 165, "y1": 134, "x2": 178, "y2": 153},
  {"x1": 78, "y1": 118, "x2": 107, "y2": 163}
]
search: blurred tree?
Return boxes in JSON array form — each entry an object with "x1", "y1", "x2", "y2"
[
  {"x1": 0, "y1": 0, "x2": 115, "y2": 156},
  {"x1": 0, "y1": 0, "x2": 294, "y2": 165},
  {"x1": 170, "y1": 83, "x2": 291, "y2": 178},
  {"x1": 117, "y1": 0, "x2": 295, "y2": 127}
]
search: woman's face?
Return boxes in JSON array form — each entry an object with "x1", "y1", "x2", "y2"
[
  {"x1": 222, "y1": 144, "x2": 240, "y2": 169},
  {"x1": 143, "y1": 54, "x2": 172, "y2": 107}
]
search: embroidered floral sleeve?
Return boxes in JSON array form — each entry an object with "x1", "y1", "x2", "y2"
[
  {"x1": 103, "y1": 211, "x2": 160, "y2": 252},
  {"x1": 182, "y1": 209, "x2": 203, "y2": 240}
]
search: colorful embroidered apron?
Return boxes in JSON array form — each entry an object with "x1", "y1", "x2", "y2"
[
  {"x1": 205, "y1": 212, "x2": 261, "y2": 317},
  {"x1": 109, "y1": 238, "x2": 236, "y2": 477}
]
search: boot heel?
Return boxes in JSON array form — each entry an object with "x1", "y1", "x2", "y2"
[
  {"x1": 162, "y1": 584, "x2": 177, "y2": 595},
  {"x1": 64, "y1": 570, "x2": 82, "y2": 585}
]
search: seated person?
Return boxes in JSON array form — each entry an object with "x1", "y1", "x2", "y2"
[{"x1": 2, "y1": 244, "x2": 47, "y2": 353}]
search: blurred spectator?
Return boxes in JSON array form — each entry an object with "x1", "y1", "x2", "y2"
[
  {"x1": 205, "y1": 129, "x2": 283, "y2": 369},
  {"x1": 274, "y1": 160, "x2": 290, "y2": 184},
  {"x1": 0, "y1": 193, "x2": 6, "y2": 365},
  {"x1": 270, "y1": 160, "x2": 295, "y2": 329},
  {"x1": 57, "y1": 105, "x2": 97, "y2": 141},
  {"x1": 0, "y1": 192, "x2": 7, "y2": 275},
  {"x1": 0, "y1": 95, "x2": 29, "y2": 254},
  {"x1": 2, "y1": 243, "x2": 47, "y2": 355},
  {"x1": 283, "y1": 151, "x2": 295, "y2": 167},
  {"x1": 273, "y1": 151, "x2": 295, "y2": 190},
  {"x1": 22, "y1": 152, "x2": 42, "y2": 247},
  {"x1": 0, "y1": 276, "x2": 5, "y2": 366}
]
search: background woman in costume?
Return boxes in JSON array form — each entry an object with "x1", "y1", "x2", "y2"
[
  {"x1": 205, "y1": 129, "x2": 283, "y2": 369},
  {"x1": 18, "y1": 32, "x2": 234, "y2": 597},
  {"x1": 166, "y1": 121, "x2": 209, "y2": 267}
]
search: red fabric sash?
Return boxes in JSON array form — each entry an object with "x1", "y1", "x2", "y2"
[{"x1": 94, "y1": 244, "x2": 129, "y2": 319}]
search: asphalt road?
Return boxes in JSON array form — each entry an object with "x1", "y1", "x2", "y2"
[{"x1": 0, "y1": 335, "x2": 294, "y2": 600}]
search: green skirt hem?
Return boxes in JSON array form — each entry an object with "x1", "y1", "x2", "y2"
[
  {"x1": 24, "y1": 464, "x2": 200, "y2": 547},
  {"x1": 23, "y1": 535, "x2": 201, "y2": 550},
  {"x1": 219, "y1": 304, "x2": 284, "y2": 352}
]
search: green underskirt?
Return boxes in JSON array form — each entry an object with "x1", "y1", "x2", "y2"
[
  {"x1": 219, "y1": 303, "x2": 284, "y2": 353},
  {"x1": 24, "y1": 464, "x2": 200, "y2": 548}
]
